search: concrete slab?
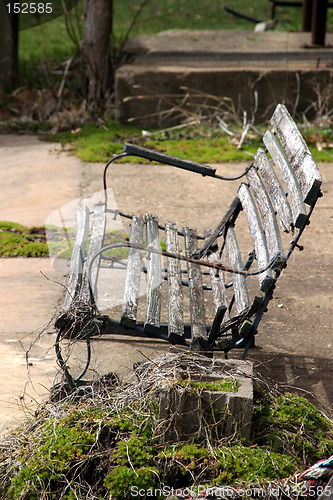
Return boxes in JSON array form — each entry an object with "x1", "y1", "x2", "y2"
[
  {"x1": 0, "y1": 258, "x2": 62, "y2": 434},
  {"x1": 115, "y1": 30, "x2": 333, "y2": 127},
  {"x1": 123, "y1": 30, "x2": 333, "y2": 63},
  {"x1": 158, "y1": 357, "x2": 253, "y2": 442},
  {"x1": 0, "y1": 135, "x2": 83, "y2": 433},
  {"x1": 0, "y1": 134, "x2": 82, "y2": 227}
]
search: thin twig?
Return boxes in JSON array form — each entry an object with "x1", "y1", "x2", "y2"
[{"x1": 116, "y1": 0, "x2": 151, "y2": 56}]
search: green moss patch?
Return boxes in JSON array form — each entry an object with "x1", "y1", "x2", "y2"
[
  {"x1": 40, "y1": 118, "x2": 333, "y2": 166},
  {"x1": 252, "y1": 392, "x2": 333, "y2": 464},
  {"x1": 161, "y1": 442, "x2": 296, "y2": 486},
  {"x1": 42, "y1": 121, "x2": 142, "y2": 163},
  {"x1": 1, "y1": 363, "x2": 333, "y2": 500},
  {"x1": 0, "y1": 221, "x2": 132, "y2": 260},
  {"x1": 42, "y1": 120, "x2": 262, "y2": 164},
  {"x1": 0, "y1": 221, "x2": 48, "y2": 257},
  {"x1": 177, "y1": 377, "x2": 240, "y2": 392},
  {"x1": 145, "y1": 136, "x2": 258, "y2": 163}
]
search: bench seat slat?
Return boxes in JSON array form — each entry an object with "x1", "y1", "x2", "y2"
[
  {"x1": 183, "y1": 226, "x2": 207, "y2": 341},
  {"x1": 121, "y1": 215, "x2": 144, "y2": 326},
  {"x1": 225, "y1": 226, "x2": 250, "y2": 314},
  {"x1": 255, "y1": 148, "x2": 293, "y2": 233},
  {"x1": 63, "y1": 205, "x2": 90, "y2": 310},
  {"x1": 195, "y1": 197, "x2": 241, "y2": 259},
  {"x1": 271, "y1": 104, "x2": 322, "y2": 205},
  {"x1": 144, "y1": 214, "x2": 162, "y2": 329},
  {"x1": 204, "y1": 230, "x2": 230, "y2": 322},
  {"x1": 246, "y1": 167, "x2": 284, "y2": 260},
  {"x1": 165, "y1": 221, "x2": 184, "y2": 337},
  {"x1": 81, "y1": 202, "x2": 106, "y2": 303},
  {"x1": 263, "y1": 129, "x2": 307, "y2": 228},
  {"x1": 238, "y1": 183, "x2": 274, "y2": 293}
]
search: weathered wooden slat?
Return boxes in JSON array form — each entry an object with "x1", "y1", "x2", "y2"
[
  {"x1": 255, "y1": 148, "x2": 293, "y2": 233},
  {"x1": 183, "y1": 226, "x2": 207, "y2": 340},
  {"x1": 81, "y1": 202, "x2": 106, "y2": 303},
  {"x1": 194, "y1": 197, "x2": 242, "y2": 259},
  {"x1": 270, "y1": 104, "x2": 322, "y2": 205},
  {"x1": 225, "y1": 226, "x2": 250, "y2": 314},
  {"x1": 144, "y1": 214, "x2": 162, "y2": 329},
  {"x1": 63, "y1": 205, "x2": 90, "y2": 310},
  {"x1": 204, "y1": 229, "x2": 230, "y2": 322},
  {"x1": 263, "y1": 129, "x2": 307, "y2": 228},
  {"x1": 121, "y1": 215, "x2": 144, "y2": 326},
  {"x1": 238, "y1": 183, "x2": 275, "y2": 293},
  {"x1": 165, "y1": 221, "x2": 184, "y2": 337},
  {"x1": 246, "y1": 166, "x2": 284, "y2": 260}
]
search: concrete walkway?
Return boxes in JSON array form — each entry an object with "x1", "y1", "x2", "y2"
[{"x1": 0, "y1": 135, "x2": 83, "y2": 433}]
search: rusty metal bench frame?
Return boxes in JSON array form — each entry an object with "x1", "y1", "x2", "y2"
[{"x1": 55, "y1": 104, "x2": 322, "y2": 388}]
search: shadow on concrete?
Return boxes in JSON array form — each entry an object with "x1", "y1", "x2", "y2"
[{"x1": 248, "y1": 349, "x2": 333, "y2": 414}]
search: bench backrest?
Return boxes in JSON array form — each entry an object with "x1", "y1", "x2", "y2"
[{"x1": 202, "y1": 104, "x2": 322, "y2": 353}]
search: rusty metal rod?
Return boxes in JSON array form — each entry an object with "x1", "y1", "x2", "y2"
[{"x1": 89, "y1": 242, "x2": 282, "y2": 279}]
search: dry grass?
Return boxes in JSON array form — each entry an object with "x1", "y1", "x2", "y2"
[{"x1": 0, "y1": 349, "x2": 332, "y2": 499}]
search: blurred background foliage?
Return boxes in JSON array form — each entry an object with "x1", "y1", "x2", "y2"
[
  {"x1": 19, "y1": 0, "x2": 333, "y2": 77},
  {"x1": 2, "y1": 0, "x2": 332, "y2": 163}
]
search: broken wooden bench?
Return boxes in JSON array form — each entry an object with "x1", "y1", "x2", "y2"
[{"x1": 55, "y1": 104, "x2": 322, "y2": 387}]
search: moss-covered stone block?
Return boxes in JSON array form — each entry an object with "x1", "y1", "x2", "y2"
[{"x1": 158, "y1": 358, "x2": 253, "y2": 443}]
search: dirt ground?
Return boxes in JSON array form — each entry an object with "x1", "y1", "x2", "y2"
[{"x1": 0, "y1": 133, "x2": 333, "y2": 434}]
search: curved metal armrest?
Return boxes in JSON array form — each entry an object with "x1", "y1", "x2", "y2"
[
  {"x1": 123, "y1": 143, "x2": 217, "y2": 176},
  {"x1": 102, "y1": 145, "x2": 253, "y2": 205}
]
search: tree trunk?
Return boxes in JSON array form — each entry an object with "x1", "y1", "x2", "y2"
[
  {"x1": 83, "y1": 0, "x2": 113, "y2": 117},
  {"x1": 0, "y1": 4, "x2": 18, "y2": 91}
]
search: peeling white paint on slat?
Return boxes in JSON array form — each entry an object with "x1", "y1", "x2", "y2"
[
  {"x1": 204, "y1": 229, "x2": 230, "y2": 322},
  {"x1": 237, "y1": 183, "x2": 274, "y2": 293},
  {"x1": 121, "y1": 215, "x2": 144, "y2": 325},
  {"x1": 144, "y1": 214, "x2": 162, "y2": 329},
  {"x1": 263, "y1": 129, "x2": 307, "y2": 228},
  {"x1": 165, "y1": 221, "x2": 184, "y2": 336},
  {"x1": 246, "y1": 166, "x2": 284, "y2": 260},
  {"x1": 225, "y1": 226, "x2": 250, "y2": 314},
  {"x1": 255, "y1": 148, "x2": 293, "y2": 233},
  {"x1": 271, "y1": 104, "x2": 322, "y2": 205}
]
